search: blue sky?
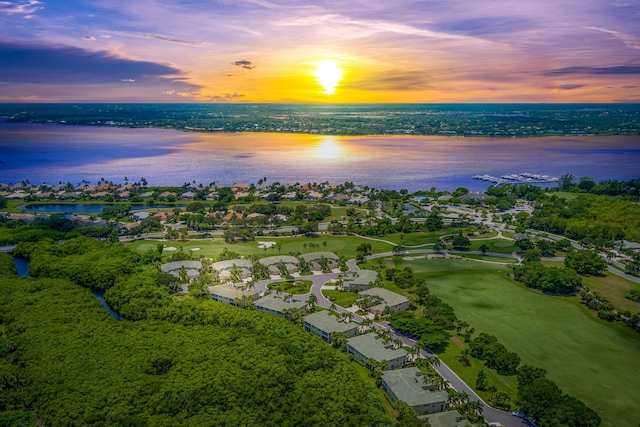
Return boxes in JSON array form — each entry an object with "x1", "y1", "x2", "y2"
[{"x1": 1, "y1": 0, "x2": 639, "y2": 102}]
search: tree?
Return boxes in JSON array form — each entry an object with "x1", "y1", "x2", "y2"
[
  {"x1": 475, "y1": 369, "x2": 488, "y2": 391},
  {"x1": 452, "y1": 233, "x2": 471, "y2": 250},
  {"x1": 479, "y1": 244, "x2": 490, "y2": 255},
  {"x1": 307, "y1": 293, "x2": 318, "y2": 309},
  {"x1": 558, "y1": 173, "x2": 575, "y2": 191},
  {"x1": 564, "y1": 250, "x2": 607, "y2": 275}
]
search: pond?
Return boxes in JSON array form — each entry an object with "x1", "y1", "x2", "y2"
[
  {"x1": 13, "y1": 257, "x2": 30, "y2": 278},
  {"x1": 16, "y1": 203, "x2": 188, "y2": 214}
]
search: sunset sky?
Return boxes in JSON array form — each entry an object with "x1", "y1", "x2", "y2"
[{"x1": 1, "y1": 0, "x2": 639, "y2": 103}]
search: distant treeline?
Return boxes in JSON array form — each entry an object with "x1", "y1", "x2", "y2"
[{"x1": 2, "y1": 103, "x2": 639, "y2": 136}]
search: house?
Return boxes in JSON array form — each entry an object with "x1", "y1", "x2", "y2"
[
  {"x1": 254, "y1": 294, "x2": 307, "y2": 316},
  {"x1": 158, "y1": 191, "x2": 177, "y2": 199},
  {"x1": 343, "y1": 269, "x2": 378, "y2": 292},
  {"x1": 347, "y1": 333, "x2": 408, "y2": 370},
  {"x1": 258, "y1": 256, "x2": 299, "y2": 275},
  {"x1": 180, "y1": 191, "x2": 196, "y2": 199},
  {"x1": 306, "y1": 191, "x2": 324, "y2": 201},
  {"x1": 231, "y1": 183, "x2": 250, "y2": 193},
  {"x1": 130, "y1": 211, "x2": 151, "y2": 221},
  {"x1": 160, "y1": 260, "x2": 203, "y2": 279},
  {"x1": 222, "y1": 211, "x2": 244, "y2": 221},
  {"x1": 208, "y1": 284, "x2": 261, "y2": 305},
  {"x1": 357, "y1": 288, "x2": 409, "y2": 315},
  {"x1": 210, "y1": 259, "x2": 253, "y2": 280},
  {"x1": 300, "y1": 252, "x2": 340, "y2": 272},
  {"x1": 304, "y1": 311, "x2": 359, "y2": 343},
  {"x1": 381, "y1": 367, "x2": 448, "y2": 415}
]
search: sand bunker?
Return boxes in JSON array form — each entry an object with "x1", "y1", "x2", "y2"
[
  {"x1": 190, "y1": 248, "x2": 201, "y2": 251},
  {"x1": 258, "y1": 241, "x2": 276, "y2": 249},
  {"x1": 164, "y1": 246, "x2": 177, "y2": 251}
]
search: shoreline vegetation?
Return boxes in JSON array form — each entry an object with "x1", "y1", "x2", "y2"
[{"x1": 1, "y1": 103, "x2": 639, "y2": 137}]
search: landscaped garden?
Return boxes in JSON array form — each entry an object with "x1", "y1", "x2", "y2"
[{"x1": 268, "y1": 280, "x2": 312, "y2": 294}]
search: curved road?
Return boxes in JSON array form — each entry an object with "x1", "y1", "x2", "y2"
[{"x1": 252, "y1": 253, "x2": 527, "y2": 427}]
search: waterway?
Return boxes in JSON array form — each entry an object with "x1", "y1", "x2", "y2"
[
  {"x1": 12, "y1": 256, "x2": 121, "y2": 320},
  {"x1": 2, "y1": 122, "x2": 639, "y2": 192}
]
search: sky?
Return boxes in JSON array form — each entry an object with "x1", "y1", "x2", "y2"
[{"x1": 1, "y1": 0, "x2": 639, "y2": 103}]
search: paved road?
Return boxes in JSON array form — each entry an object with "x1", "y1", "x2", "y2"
[{"x1": 252, "y1": 256, "x2": 526, "y2": 426}]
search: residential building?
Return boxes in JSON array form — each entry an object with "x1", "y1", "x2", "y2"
[
  {"x1": 300, "y1": 252, "x2": 340, "y2": 272},
  {"x1": 211, "y1": 259, "x2": 253, "y2": 280},
  {"x1": 160, "y1": 260, "x2": 202, "y2": 279},
  {"x1": 381, "y1": 367, "x2": 448, "y2": 415},
  {"x1": 304, "y1": 311, "x2": 359, "y2": 343},
  {"x1": 357, "y1": 288, "x2": 410, "y2": 315},
  {"x1": 343, "y1": 269, "x2": 378, "y2": 292},
  {"x1": 347, "y1": 333, "x2": 408, "y2": 370},
  {"x1": 208, "y1": 284, "x2": 261, "y2": 305},
  {"x1": 258, "y1": 256, "x2": 299, "y2": 275},
  {"x1": 254, "y1": 294, "x2": 307, "y2": 316}
]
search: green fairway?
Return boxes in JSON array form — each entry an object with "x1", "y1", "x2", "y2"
[
  {"x1": 452, "y1": 253, "x2": 519, "y2": 263},
  {"x1": 127, "y1": 235, "x2": 393, "y2": 260},
  {"x1": 399, "y1": 258, "x2": 640, "y2": 427},
  {"x1": 468, "y1": 238, "x2": 518, "y2": 254}
]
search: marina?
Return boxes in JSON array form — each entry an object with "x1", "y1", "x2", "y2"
[{"x1": 472, "y1": 173, "x2": 560, "y2": 185}]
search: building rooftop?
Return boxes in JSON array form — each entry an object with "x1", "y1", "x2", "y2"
[
  {"x1": 304, "y1": 310, "x2": 358, "y2": 334},
  {"x1": 258, "y1": 255, "x2": 299, "y2": 267},
  {"x1": 382, "y1": 367, "x2": 449, "y2": 407},
  {"x1": 344, "y1": 269, "x2": 378, "y2": 285},
  {"x1": 208, "y1": 284, "x2": 260, "y2": 300},
  {"x1": 254, "y1": 294, "x2": 307, "y2": 312},
  {"x1": 348, "y1": 333, "x2": 408, "y2": 362},
  {"x1": 160, "y1": 260, "x2": 203, "y2": 278},
  {"x1": 211, "y1": 259, "x2": 253, "y2": 271},
  {"x1": 300, "y1": 252, "x2": 340, "y2": 263},
  {"x1": 359, "y1": 287, "x2": 408, "y2": 307}
]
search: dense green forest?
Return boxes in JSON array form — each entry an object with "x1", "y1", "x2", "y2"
[{"x1": 0, "y1": 245, "x2": 391, "y2": 426}]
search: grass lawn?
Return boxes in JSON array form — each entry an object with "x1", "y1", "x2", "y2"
[
  {"x1": 384, "y1": 228, "x2": 461, "y2": 247},
  {"x1": 127, "y1": 235, "x2": 393, "y2": 260},
  {"x1": 322, "y1": 289, "x2": 358, "y2": 308},
  {"x1": 398, "y1": 258, "x2": 640, "y2": 427},
  {"x1": 468, "y1": 239, "x2": 517, "y2": 254},
  {"x1": 452, "y1": 253, "x2": 519, "y2": 263},
  {"x1": 439, "y1": 336, "x2": 517, "y2": 409},
  {"x1": 267, "y1": 280, "x2": 312, "y2": 294},
  {"x1": 582, "y1": 274, "x2": 640, "y2": 314}
]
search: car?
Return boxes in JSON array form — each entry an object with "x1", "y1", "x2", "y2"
[
  {"x1": 526, "y1": 417, "x2": 540, "y2": 427},
  {"x1": 511, "y1": 411, "x2": 525, "y2": 418}
]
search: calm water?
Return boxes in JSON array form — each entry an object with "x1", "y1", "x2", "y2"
[
  {"x1": 16, "y1": 203, "x2": 187, "y2": 214},
  {"x1": 1, "y1": 123, "x2": 639, "y2": 192}
]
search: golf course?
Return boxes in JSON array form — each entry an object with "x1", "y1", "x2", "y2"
[{"x1": 398, "y1": 257, "x2": 640, "y2": 427}]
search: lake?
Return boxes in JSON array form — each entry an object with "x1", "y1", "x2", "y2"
[
  {"x1": 16, "y1": 203, "x2": 187, "y2": 214},
  {"x1": 1, "y1": 122, "x2": 639, "y2": 192}
]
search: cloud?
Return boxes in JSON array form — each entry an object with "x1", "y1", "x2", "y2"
[
  {"x1": 0, "y1": 0, "x2": 41, "y2": 15},
  {"x1": 233, "y1": 60, "x2": 255, "y2": 70},
  {"x1": 543, "y1": 65, "x2": 640, "y2": 76},
  {"x1": 104, "y1": 30, "x2": 204, "y2": 46},
  {"x1": 83, "y1": 36, "x2": 96, "y2": 41},
  {"x1": 345, "y1": 71, "x2": 432, "y2": 91},
  {"x1": 0, "y1": 42, "x2": 188, "y2": 85},
  {"x1": 586, "y1": 26, "x2": 640, "y2": 50},
  {"x1": 121, "y1": 79, "x2": 136, "y2": 83},
  {"x1": 555, "y1": 84, "x2": 586, "y2": 91}
]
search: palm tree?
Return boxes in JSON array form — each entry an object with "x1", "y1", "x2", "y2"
[
  {"x1": 307, "y1": 293, "x2": 318, "y2": 310},
  {"x1": 329, "y1": 302, "x2": 337, "y2": 312}
]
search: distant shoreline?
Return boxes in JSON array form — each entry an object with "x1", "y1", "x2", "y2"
[{"x1": 1, "y1": 103, "x2": 638, "y2": 138}]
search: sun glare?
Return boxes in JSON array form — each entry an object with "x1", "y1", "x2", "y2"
[{"x1": 314, "y1": 60, "x2": 343, "y2": 95}]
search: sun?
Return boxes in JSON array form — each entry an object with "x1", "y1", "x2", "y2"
[{"x1": 314, "y1": 60, "x2": 343, "y2": 95}]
